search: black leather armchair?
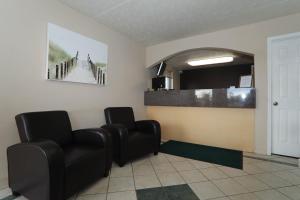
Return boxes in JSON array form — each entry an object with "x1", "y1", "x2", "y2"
[
  {"x1": 102, "y1": 107, "x2": 161, "y2": 166},
  {"x1": 7, "y1": 111, "x2": 112, "y2": 200}
]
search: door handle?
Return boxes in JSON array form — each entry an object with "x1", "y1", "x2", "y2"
[{"x1": 273, "y1": 101, "x2": 278, "y2": 106}]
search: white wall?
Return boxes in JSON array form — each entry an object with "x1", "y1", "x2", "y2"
[
  {"x1": 0, "y1": 0, "x2": 146, "y2": 188},
  {"x1": 146, "y1": 13, "x2": 300, "y2": 155}
]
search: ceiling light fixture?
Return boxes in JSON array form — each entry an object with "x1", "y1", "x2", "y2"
[{"x1": 187, "y1": 56, "x2": 234, "y2": 66}]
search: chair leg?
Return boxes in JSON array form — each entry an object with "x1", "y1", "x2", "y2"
[
  {"x1": 104, "y1": 169, "x2": 110, "y2": 177},
  {"x1": 118, "y1": 162, "x2": 126, "y2": 167},
  {"x1": 118, "y1": 157, "x2": 126, "y2": 167},
  {"x1": 12, "y1": 191, "x2": 20, "y2": 197}
]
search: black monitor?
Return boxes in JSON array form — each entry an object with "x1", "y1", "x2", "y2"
[{"x1": 152, "y1": 77, "x2": 166, "y2": 91}]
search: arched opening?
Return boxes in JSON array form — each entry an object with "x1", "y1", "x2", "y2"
[{"x1": 147, "y1": 48, "x2": 254, "y2": 90}]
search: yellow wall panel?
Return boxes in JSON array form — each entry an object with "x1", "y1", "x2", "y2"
[{"x1": 147, "y1": 106, "x2": 255, "y2": 152}]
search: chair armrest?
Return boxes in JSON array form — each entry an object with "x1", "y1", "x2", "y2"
[
  {"x1": 101, "y1": 124, "x2": 129, "y2": 141},
  {"x1": 101, "y1": 124, "x2": 128, "y2": 165},
  {"x1": 7, "y1": 140, "x2": 64, "y2": 200},
  {"x1": 135, "y1": 120, "x2": 161, "y2": 135},
  {"x1": 72, "y1": 128, "x2": 112, "y2": 174},
  {"x1": 72, "y1": 128, "x2": 110, "y2": 147},
  {"x1": 135, "y1": 120, "x2": 161, "y2": 152}
]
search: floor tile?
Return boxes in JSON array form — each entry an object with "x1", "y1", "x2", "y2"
[
  {"x1": 189, "y1": 160, "x2": 214, "y2": 169},
  {"x1": 80, "y1": 177, "x2": 109, "y2": 195},
  {"x1": 14, "y1": 196, "x2": 29, "y2": 200},
  {"x1": 254, "y1": 189, "x2": 290, "y2": 200},
  {"x1": 0, "y1": 188, "x2": 11, "y2": 198},
  {"x1": 275, "y1": 163, "x2": 298, "y2": 170},
  {"x1": 243, "y1": 157, "x2": 260, "y2": 164},
  {"x1": 200, "y1": 167, "x2": 228, "y2": 180},
  {"x1": 277, "y1": 186, "x2": 300, "y2": 200},
  {"x1": 153, "y1": 162, "x2": 176, "y2": 174},
  {"x1": 189, "y1": 181, "x2": 225, "y2": 200},
  {"x1": 218, "y1": 166, "x2": 247, "y2": 177},
  {"x1": 243, "y1": 153, "x2": 271, "y2": 160},
  {"x1": 150, "y1": 154, "x2": 168, "y2": 165},
  {"x1": 76, "y1": 194, "x2": 106, "y2": 200},
  {"x1": 133, "y1": 164, "x2": 156, "y2": 176},
  {"x1": 134, "y1": 175, "x2": 161, "y2": 189},
  {"x1": 244, "y1": 153, "x2": 299, "y2": 166},
  {"x1": 233, "y1": 175, "x2": 269, "y2": 192},
  {"x1": 15, "y1": 197, "x2": 29, "y2": 200},
  {"x1": 290, "y1": 168, "x2": 300, "y2": 176},
  {"x1": 276, "y1": 160, "x2": 298, "y2": 166},
  {"x1": 214, "y1": 198, "x2": 231, "y2": 200},
  {"x1": 179, "y1": 170, "x2": 207, "y2": 183},
  {"x1": 0, "y1": 178, "x2": 8, "y2": 191},
  {"x1": 107, "y1": 191, "x2": 137, "y2": 200},
  {"x1": 212, "y1": 178, "x2": 248, "y2": 196},
  {"x1": 171, "y1": 161, "x2": 196, "y2": 171},
  {"x1": 273, "y1": 170, "x2": 300, "y2": 185},
  {"x1": 254, "y1": 173, "x2": 293, "y2": 188},
  {"x1": 110, "y1": 165, "x2": 133, "y2": 177},
  {"x1": 243, "y1": 164, "x2": 266, "y2": 175},
  {"x1": 229, "y1": 193, "x2": 260, "y2": 200},
  {"x1": 108, "y1": 177, "x2": 135, "y2": 192},
  {"x1": 6, "y1": 153, "x2": 299, "y2": 200},
  {"x1": 273, "y1": 156, "x2": 299, "y2": 165},
  {"x1": 214, "y1": 164, "x2": 225, "y2": 167},
  {"x1": 157, "y1": 172, "x2": 185, "y2": 186},
  {"x1": 165, "y1": 155, "x2": 187, "y2": 162},
  {"x1": 131, "y1": 157, "x2": 151, "y2": 167},
  {"x1": 254, "y1": 162, "x2": 285, "y2": 172}
]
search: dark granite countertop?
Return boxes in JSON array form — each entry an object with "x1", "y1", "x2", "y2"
[{"x1": 144, "y1": 88, "x2": 256, "y2": 109}]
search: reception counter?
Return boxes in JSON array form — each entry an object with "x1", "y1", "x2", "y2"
[
  {"x1": 145, "y1": 88, "x2": 256, "y2": 152},
  {"x1": 145, "y1": 88, "x2": 256, "y2": 108}
]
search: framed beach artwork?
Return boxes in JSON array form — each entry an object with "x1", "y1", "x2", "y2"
[{"x1": 47, "y1": 23, "x2": 108, "y2": 85}]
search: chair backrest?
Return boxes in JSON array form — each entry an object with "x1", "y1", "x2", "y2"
[
  {"x1": 104, "y1": 107, "x2": 135, "y2": 130},
  {"x1": 15, "y1": 110, "x2": 72, "y2": 146}
]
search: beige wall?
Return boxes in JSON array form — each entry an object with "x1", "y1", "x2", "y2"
[
  {"x1": 146, "y1": 13, "x2": 300, "y2": 155},
  {"x1": 0, "y1": 0, "x2": 146, "y2": 187},
  {"x1": 147, "y1": 107, "x2": 255, "y2": 152}
]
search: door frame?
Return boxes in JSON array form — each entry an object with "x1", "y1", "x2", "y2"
[{"x1": 267, "y1": 32, "x2": 300, "y2": 156}]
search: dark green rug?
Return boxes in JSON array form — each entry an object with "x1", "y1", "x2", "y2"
[
  {"x1": 136, "y1": 184, "x2": 199, "y2": 200},
  {"x1": 160, "y1": 140, "x2": 243, "y2": 169}
]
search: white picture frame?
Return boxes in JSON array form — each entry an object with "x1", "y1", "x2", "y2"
[
  {"x1": 47, "y1": 23, "x2": 108, "y2": 85},
  {"x1": 239, "y1": 75, "x2": 252, "y2": 88}
]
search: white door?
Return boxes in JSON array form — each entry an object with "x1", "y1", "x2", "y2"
[{"x1": 270, "y1": 33, "x2": 300, "y2": 158}]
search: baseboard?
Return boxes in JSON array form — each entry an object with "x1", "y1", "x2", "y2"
[{"x1": 0, "y1": 177, "x2": 8, "y2": 190}]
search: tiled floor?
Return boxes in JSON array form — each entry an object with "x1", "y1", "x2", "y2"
[{"x1": 1, "y1": 153, "x2": 299, "y2": 200}]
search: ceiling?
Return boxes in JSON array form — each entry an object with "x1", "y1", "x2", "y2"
[{"x1": 59, "y1": 0, "x2": 300, "y2": 45}]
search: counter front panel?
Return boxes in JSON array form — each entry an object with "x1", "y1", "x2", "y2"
[{"x1": 145, "y1": 88, "x2": 256, "y2": 109}]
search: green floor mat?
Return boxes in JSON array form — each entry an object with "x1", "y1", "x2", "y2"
[{"x1": 160, "y1": 140, "x2": 243, "y2": 169}]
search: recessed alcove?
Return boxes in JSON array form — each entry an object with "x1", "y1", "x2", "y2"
[{"x1": 147, "y1": 48, "x2": 254, "y2": 90}]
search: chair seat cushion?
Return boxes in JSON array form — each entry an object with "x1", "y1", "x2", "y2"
[
  {"x1": 63, "y1": 145, "x2": 106, "y2": 198},
  {"x1": 127, "y1": 131, "x2": 155, "y2": 159}
]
